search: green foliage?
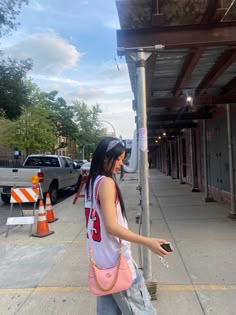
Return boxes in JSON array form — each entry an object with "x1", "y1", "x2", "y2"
[
  {"x1": 40, "y1": 91, "x2": 79, "y2": 149},
  {"x1": 0, "y1": 0, "x2": 29, "y2": 37},
  {"x1": 0, "y1": 57, "x2": 33, "y2": 119},
  {"x1": 0, "y1": 106, "x2": 55, "y2": 155},
  {"x1": 23, "y1": 79, "x2": 45, "y2": 107},
  {"x1": 73, "y1": 101, "x2": 104, "y2": 158},
  {"x1": 0, "y1": 0, "x2": 31, "y2": 119}
]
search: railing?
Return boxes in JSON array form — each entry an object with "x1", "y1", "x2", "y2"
[{"x1": 0, "y1": 155, "x2": 27, "y2": 167}]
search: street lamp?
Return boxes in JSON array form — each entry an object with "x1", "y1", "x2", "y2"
[
  {"x1": 99, "y1": 120, "x2": 116, "y2": 136},
  {"x1": 82, "y1": 144, "x2": 94, "y2": 160}
]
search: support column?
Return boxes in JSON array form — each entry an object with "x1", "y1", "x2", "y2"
[
  {"x1": 157, "y1": 146, "x2": 161, "y2": 169},
  {"x1": 169, "y1": 141, "x2": 173, "y2": 178},
  {"x1": 190, "y1": 129, "x2": 199, "y2": 192},
  {"x1": 202, "y1": 120, "x2": 214, "y2": 202},
  {"x1": 162, "y1": 144, "x2": 165, "y2": 172},
  {"x1": 136, "y1": 50, "x2": 153, "y2": 280},
  {"x1": 178, "y1": 136, "x2": 184, "y2": 184},
  {"x1": 226, "y1": 104, "x2": 236, "y2": 219}
]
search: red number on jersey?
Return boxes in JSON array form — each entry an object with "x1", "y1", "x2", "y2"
[{"x1": 85, "y1": 208, "x2": 101, "y2": 242}]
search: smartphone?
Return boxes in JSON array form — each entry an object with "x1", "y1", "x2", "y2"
[{"x1": 160, "y1": 242, "x2": 174, "y2": 252}]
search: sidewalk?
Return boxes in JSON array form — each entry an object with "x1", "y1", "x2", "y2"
[
  {"x1": 147, "y1": 170, "x2": 236, "y2": 315},
  {"x1": 0, "y1": 170, "x2": 235, "y2": 314}
]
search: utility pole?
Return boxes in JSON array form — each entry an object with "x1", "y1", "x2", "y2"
[
  {"x1": 82, "y1": 144, "x2": 94, "y2": 160},
  {"x1": 135, "y1": 50, "x2": 152, "y2": 281}
]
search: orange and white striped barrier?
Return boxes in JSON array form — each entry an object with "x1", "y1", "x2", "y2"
[
  {"x1": 45, "y1": 193, "x2": 58, "y2": 223},
  {"x1": 32, "y1": 200, "x2": 54, "y2": 238},
  {"x1": 10, "y1": 188, "x2": 39, "y2": 203},
  {"x1": 5, "y1": 187, "x2": 40, "y2": 238}
]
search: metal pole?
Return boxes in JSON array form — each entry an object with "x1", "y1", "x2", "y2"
[
  {"x1": 136, "y1": 50, "x2": 152, "y2": 281},
  {"x1": 226, "y1": 104, "x2": 236, "y2": 218},
  {"x1": 162, "y1": 143, "x2": 165, "y2": 173},
  {"x1": 82, "y1": 144, "x2": 94, "y2": 160},
  {"x1": 169, "y1": 141, "x2": 173, "y2": 178},
  {"x1": 178, "y1": 136, "x2": 184, "y2": 184},
  {"x1": 82, "y1": 146, "x2": 85, "y2": 160},
  {"x1": 160, "y1": 144, "x2": 163, "y2": 172},
  {"x1": 202, "y1": 120, "x2": 208, "y2": 199},
  {"x1": 202, "y1": 120, "x2": 214, "y2": 202},
  {"x1": 190, "y1": 129, "x2": 199, "y2": 192}
]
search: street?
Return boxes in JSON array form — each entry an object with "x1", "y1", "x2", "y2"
[{"x1": 0, "y1": 171, "x2": 236, "y2": 314}]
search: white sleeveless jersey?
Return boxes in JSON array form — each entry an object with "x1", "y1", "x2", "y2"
[{"x1": 85, "y1": 175, "x2": 136, "y2": 280}]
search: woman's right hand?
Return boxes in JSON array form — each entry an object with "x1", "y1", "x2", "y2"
[{"x1": 145, "y1": 238, "x2": 172, "y2": 257}]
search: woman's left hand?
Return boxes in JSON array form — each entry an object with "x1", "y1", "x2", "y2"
[{"x1": 145, "y1": 238, "x2": 172, "y2": 257}]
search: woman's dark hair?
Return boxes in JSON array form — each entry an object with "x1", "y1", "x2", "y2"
[{"x1": 85, "y1": 137, "x2": 126, "y2": 218}]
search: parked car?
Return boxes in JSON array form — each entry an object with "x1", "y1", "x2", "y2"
[
  {"x1": 0, "y1": 154, "x2": 81, "y2": 204},
  {"x1": 77, "y1": 162, "x2": 91, "y2": 188},
  {"x1": 80, "y1": 162, "x2": 91, "y2": 177},
  {"x1": 75, "y1": 159, "x2": 88, "y2": 169}
]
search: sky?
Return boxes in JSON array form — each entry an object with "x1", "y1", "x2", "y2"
[{"x1": 0, "y1": 0, "x2": 136, "y2": 139}]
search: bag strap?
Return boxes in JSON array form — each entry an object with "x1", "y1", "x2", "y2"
[
  {"x1": 90, "y1": 213, "x2": 122, "y2": 292},
  {"x1": 89, "y1": 177, "x2": 122, "y2": 292}
]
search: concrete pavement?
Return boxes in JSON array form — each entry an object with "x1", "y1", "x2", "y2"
[{"x1": 0, "y1": 170, "x2": 236, "y2": 314}]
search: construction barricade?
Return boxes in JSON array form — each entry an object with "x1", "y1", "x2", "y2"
[
  {"x1": 73, "y1": 175, "x2": 88, "y2": 204},
  {"x1": 5, "y1": 187, "x2": 39, "y2": 238}
]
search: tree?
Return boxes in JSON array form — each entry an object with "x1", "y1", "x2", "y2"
[
  {"x1": 24, "y1": 78, "x2": 45, "y2": 107},
  {"x1": 0, "y1": 1, "x2": 31, "y2": 120},
  {"x1": 0, "y1": 0, "x2": 28, "y2": 37},
  {"x1": 73, "y1": 101, "x2": 104, "y2": 159},
  {"x1": 0, "y1": 57, "x2": 33, "y2": 119},
  {"x1": 0, "y1": 106, "x2": 55, "y2": 155},
  {"x1": 41, "y1": 91, "x2": 79, "y2": 150}
]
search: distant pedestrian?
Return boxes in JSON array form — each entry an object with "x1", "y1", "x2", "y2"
[
  {"x1": 85, "y1": 137, "x2": 172, "y2": 315},
  {"x1": 148, "y1": 158, "x2": 153, "y2": 168}
]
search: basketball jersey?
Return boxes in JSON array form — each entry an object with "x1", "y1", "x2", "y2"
[{"x1": 85, "y1": 175, "x2": 136, "y2": 280}]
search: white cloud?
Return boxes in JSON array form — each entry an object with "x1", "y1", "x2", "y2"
[
  {"x1": 27, "y1": 0, "x2": 47, "y2": 11},
  {"x1": 68, "y1": 86, "x2": 105, "y2": 102},
  {"x1": 97, "y1": 62, "x2": 130, "y2": 81},
  {"x1": 103, "y1": 16, "x2": 120, "y2": 29},
  {"x1": 100, "y1": 109, "x2": 136, "y2": 139},
  {"x1": 63, "y1": 79, "x2": 132, "y2": 106},
  {"x1": 0, "y1": 0, "x2": 135, "y2": 139},
  {"x1": 31, "y1": 59, "x2": 133, "y2": 103},
  {"x1": 62, "y1": 84, "x2": 135, "y2": 138},
  {"x1": 33, "y1": 74, "x2": 82, "y2": 86},
  {"x1": 5, "y1": 33, "x2": 82, "y2": 75}
]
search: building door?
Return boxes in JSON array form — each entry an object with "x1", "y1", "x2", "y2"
[{"x1": 207, "y1": 117, "x2": 229, "y2": 194}]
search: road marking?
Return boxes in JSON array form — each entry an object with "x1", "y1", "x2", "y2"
[
  {"x1": 157, "y1": 284, "x2": 236, "y2": 291},
  {"x1": 0, "y1": 240, "x2": 83, "y2": 244},
  {"x1": 176, "y1": 238, "x2": 236, "y2": 241},
  {"x1": 0, "y1": 284, "x2": 236, "y2": 295},
  {"x1": 0, "y1": 286, "x2": 88, "y2": 295}
]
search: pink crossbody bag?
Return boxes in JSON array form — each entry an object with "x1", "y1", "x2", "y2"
[{"x1": 88, "y1": 178, "x2": 132, "y2": 296}]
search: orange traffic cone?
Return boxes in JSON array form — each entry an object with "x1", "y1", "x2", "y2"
[
  {"x1": 32, "y1": 200, "x2": 54, "y2": 238},
  {"x1": 45, "y1": 193, "x2": 58, "y2": 223}
]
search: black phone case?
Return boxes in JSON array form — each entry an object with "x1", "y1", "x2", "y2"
[{"x1": 160, "y1": 243, "x2": 173, "y2": 252}]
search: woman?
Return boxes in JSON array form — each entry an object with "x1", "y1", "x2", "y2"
[{"x1": 85, "y1": 137, "x2": 172, "y2": 315}]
